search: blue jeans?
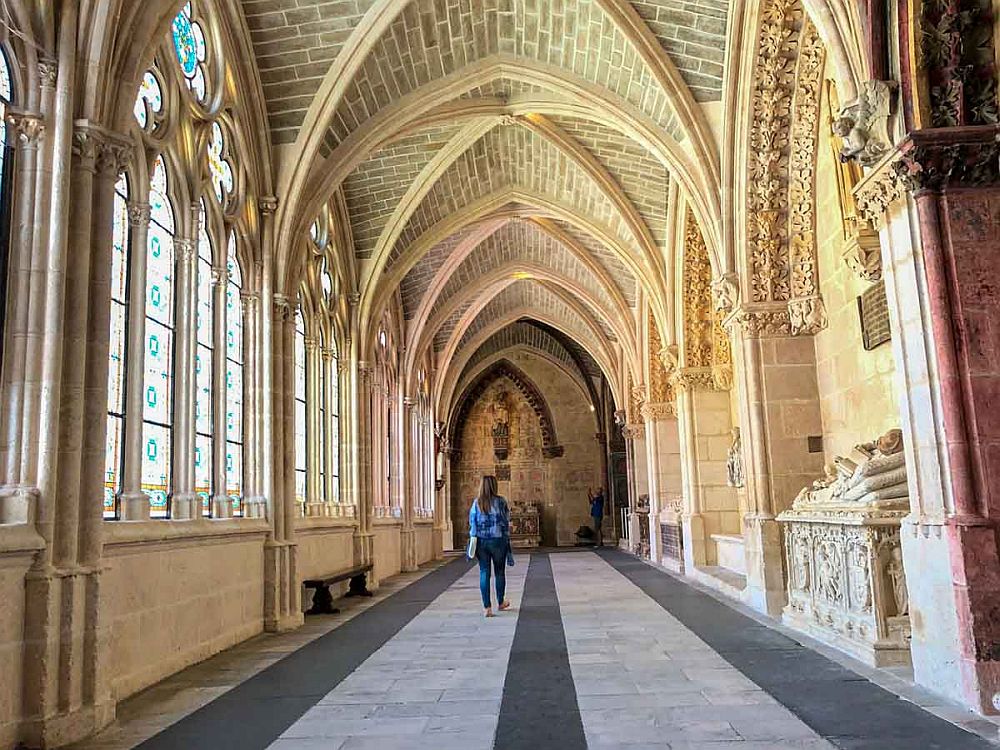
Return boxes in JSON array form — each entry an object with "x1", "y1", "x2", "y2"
[{"x1": 475, "y1": 537, "x2": 507, "y2": 609}]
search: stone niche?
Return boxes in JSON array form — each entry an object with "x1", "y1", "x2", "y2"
[{"x1": 777, "y1": 429, "x2": 911, "y2": 668}]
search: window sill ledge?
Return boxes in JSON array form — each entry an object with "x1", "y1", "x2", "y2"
[{"x1": 103, "y1": 518, "x2": 270, "y2": 547}]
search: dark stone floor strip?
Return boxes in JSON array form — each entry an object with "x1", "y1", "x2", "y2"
[
  {"x1": 495, "y1": 552, "x2": 587, "y2": 750},
  {"x1": 135, "y1": 558, "x2": 473, "y2": 750},
  {"x1": 598, "y1": 548, "x2": 993, "y2": 750}
]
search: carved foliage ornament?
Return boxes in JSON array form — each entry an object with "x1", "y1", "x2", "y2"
[
  {"x1": 920, "y1": 0, "x2": 999, "y2": 129},
  {"x1": 647, "y1": 312, "x2": 675, "y2": 407},
  {"x1": 745, "y1": 0, "x2": 826, "y2": 335}
]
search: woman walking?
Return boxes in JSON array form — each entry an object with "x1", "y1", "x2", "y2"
[{"x1": 468, "y1": 475, "x2": 512, "y2": 617}]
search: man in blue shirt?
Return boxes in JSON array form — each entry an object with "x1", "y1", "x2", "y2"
[{"x1": 588, "y1": 487, "x2": 605, "y2": 547}]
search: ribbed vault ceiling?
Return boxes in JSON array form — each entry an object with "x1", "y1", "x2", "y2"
[{"x1": 236, "y1": 0, "x2": 732, "y2": 411}]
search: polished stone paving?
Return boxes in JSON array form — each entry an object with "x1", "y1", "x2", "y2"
[{"x1": 71, "y1": 550, "x2": 999, "y2": 749}]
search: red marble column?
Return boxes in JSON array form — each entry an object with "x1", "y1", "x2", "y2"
[{"x1": 908, "y1": 131, "x2": 1000, "y2": 710}]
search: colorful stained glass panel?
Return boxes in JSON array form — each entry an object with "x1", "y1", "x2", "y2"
[
  {"x1": 107, "y1": 301, "x2": 126, "y2": 414},
  {"x1": 226, "y1": 444, "x2": 242, "y2": 508},
  {"x1": 226, "y1": 365, "x2": 242, "y2": 441},
  {"x1": 143, "y1": 320, "x2": 172, "y2": 425},
  {"x1": 146, "y1": 225, "x2": 174, "y2": 326},
  {"x1": 141, "y1": 423, "x2": 171, "y2": 517},
  {"x1": 195, "y1": 434, "x2": 212, "y2": 513},
  {"x1": 195, "y1": 345, "x2": 212, "y2": 435},
  {"x1": 104, "y1": 415, "x2": 123, "y2": 518}
]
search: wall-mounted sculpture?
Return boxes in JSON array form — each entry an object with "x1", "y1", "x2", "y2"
[
  {"x1": 778, "y1": 428, "x2": 911, "y2": 667},
  {"x1": 492, "y1": 390, "x2": 511, "y2": 460}
]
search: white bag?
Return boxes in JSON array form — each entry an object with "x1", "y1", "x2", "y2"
[{"x1": 466, "y1": 536, "x2": 478, "y2": 560}]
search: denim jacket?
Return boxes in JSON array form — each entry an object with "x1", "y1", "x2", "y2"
[{"x1": 469, "y1": 496, "x2": 510, "y2": 540}]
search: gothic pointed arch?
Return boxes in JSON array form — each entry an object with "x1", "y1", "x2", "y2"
[{"x1": 449, "y1": 358, "x2": 564, "y2": 460}]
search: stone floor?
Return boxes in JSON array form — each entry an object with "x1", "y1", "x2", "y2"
[{"x1": 71, "y1": 550, "x2": 1000, "y2": 750}]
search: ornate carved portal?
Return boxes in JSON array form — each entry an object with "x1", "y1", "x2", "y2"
[{"x1": 740, "y1": 0, "x2": 827, "y2": 337}]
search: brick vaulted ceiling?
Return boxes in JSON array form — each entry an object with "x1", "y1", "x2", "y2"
[{"x1": 242, "y1": 0, "x2": 731, "y2": 406}]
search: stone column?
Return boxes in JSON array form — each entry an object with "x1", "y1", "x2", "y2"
[
  {"x1": 304, "y1": 335, "x2": 322, "y2": 516},
  {"x1": 0, "y1": 110, "x2": 44, "y2": 496},
  {"x1": 242, "y1": 291, "x2": 262, "y2": 516},
  {"x1": 170, "y1": 217, "x2": 199, "y2": 519},
  {"x1": 855, "y1": 128, "x2": 1000, "y2": 713},
  {"x1": 729, "y1": 311, "x2": 825, "y2": 615},
  {"x1": 621, "y1": 423, "x2": 647, "y2": 556},
  {"x1": 118, "y1": 200, "x2": 151, "y2": 520},
  {"x1": 401, "y1": 396, "x2": 417, "y2": 571},
  {"x1": 673, "y1": 369, "x2": 740, "y2": 570},
  {"x1": 211, "y1": 261, "x2": 230, "y2": 518}
]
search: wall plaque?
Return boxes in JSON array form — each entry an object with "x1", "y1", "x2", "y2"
[{"x1": 857, "y1": 282, "x2": 891, "y2": 350}]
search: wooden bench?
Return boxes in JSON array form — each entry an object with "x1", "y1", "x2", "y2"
[{"x1": 303, "y1": 563, "x2": 374, "y2": 615}]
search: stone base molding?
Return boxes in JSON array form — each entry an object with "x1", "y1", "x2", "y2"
[
  {"x1": 401, "y1": 528, "x2": 418, "y2": 572},
  {"x1": 263, "y1": 540, "x2": 303, "y2": 633},
  {"x1": 740, "y1": 514, "x2": 786, "y2": 615}
]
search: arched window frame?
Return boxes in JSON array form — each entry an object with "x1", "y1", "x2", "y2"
[
  {"x1": 104, "y1": 0, "x2": 254, "y2": 521},
  {"x1": 293, "y1": 307, "x2": 307, "y2": 512}
]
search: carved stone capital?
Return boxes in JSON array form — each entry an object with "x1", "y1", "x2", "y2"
[
  {"x1": 671, "y1": 367, "x2": 717, "y2": 392},
  {"x1": 210, "y1": 265, "x2": 228, "y2": 287},
  {"x1": 788, "y1": 295, "x2": 828, "y2": 336},
  {"x1": 641, "y1": 402, "x2": 676, "y2": 422},
  {"x1": 712, "y1": 364, "x2": 733, "y2": 391},
  {"x1": 71, "y1": 127, "x2": 99, "y2": 163},
  {"x1": 321, "y1": 346, "x2": 336, "y2": 361},
  {"x1": 127, "y1": 202, "x2": 151, "y2": 228},
  {"x1": 96, "y1": 140, "x2": 131, "y2": 177},
  {"x1": 841, "y1": 225, "x2": 883, "y2": 282},
  {"x1": 728, "y1": 304, "x2": 792, "y2": 338},
  {"x1": 347, "y1": 292, "x2": 360, "y2": 307},
  {"x1": 272, "y1": 293, "x2": 293, "y2": 320},
  {"x1": 853, "y1": 150, "x2": 908, "y2": 230},
  {"x1": 174, "y1": 237, "x2": 196, "y2": 262},
  {"x1": 855, "y1": 126, "x2": 1000, "y2": 228},
  {"x1": 6, "y1": 110, "x2": 45, "y2": 145},
  {"x1": 621, "y1": 424, "x2": 645, "y2": 441},
  {"x1": 258, "y1": 196, "x2": 278, "y2": 215}
]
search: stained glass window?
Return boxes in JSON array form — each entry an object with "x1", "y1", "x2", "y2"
[
  {"x1": 172, "y1": 2, "x2": 208, "y2": 101},
  {"x1": 329, "y1": 338, "x2": 339, "y2": 503},
  {"x1": 0, "y1": 50, "x2": 11, "y2": 187},
  {"x1": 195, "y1": 201, "x2": 213, "y2": 514},
  {"x1": 225, "y1": 233, "x2": 244, "y2": 514},
  {"x1": 104, "y1": 174, "x2": 130, "y2": 518},
  {"x1": 319, "y1": 341, "x2": 327, "y2": 503},
  {"x1": 294, "y1": 310, "x2": 307, "y2": 508},
  {"x1": 142, "y1": 157, "x2": 175, "y2": 517},
  {"x1": 208, "y1": 123, "x2": 234, "y2": 203},
  {"x1": 133, "y1": 71, "x2": 163, "y2": 129}
]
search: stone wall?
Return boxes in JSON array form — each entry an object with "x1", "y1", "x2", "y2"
[
  {"x1": 451, "y1": 351, "x2": 602, "y2": 546},
  {"x1": 0, "y1": 551, "x2": 32, "y2": 748},
  {"x1": 102, "y1": 530, "x2": 267, "y2": 700},
  {"x1": 813, "y1": 83, "x2": 898, "y2": 461},
  {"x1": 372, "y1": 523, "x2": 402, "y2": 584}
]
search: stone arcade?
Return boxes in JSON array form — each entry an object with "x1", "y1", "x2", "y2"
[{"x1": 0, "y1": 1, "x2": 998, "y2": 748}]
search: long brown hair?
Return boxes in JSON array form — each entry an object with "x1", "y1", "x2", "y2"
[{"x1": 476, "y1": 475, "x2": 498, "y2": 515}]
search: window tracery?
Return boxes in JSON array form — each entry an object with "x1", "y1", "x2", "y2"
[{"x1": 104, "y1": 0, "x2": 252, "y2": 520}]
